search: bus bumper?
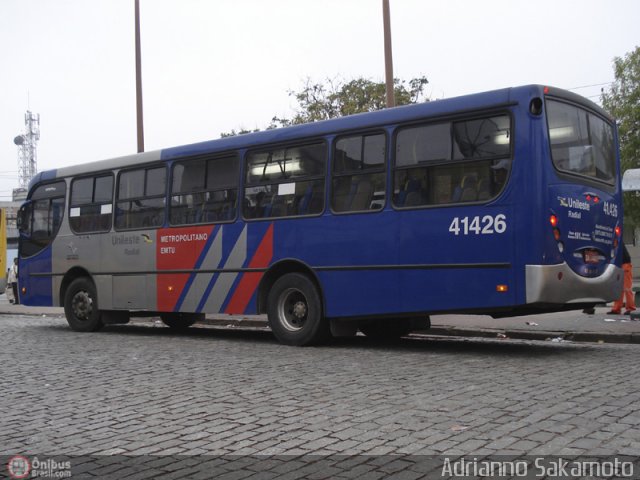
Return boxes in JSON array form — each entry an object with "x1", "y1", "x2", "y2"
[{"x1": 526, "y1": 263, "x2": 623, "y2": 304}]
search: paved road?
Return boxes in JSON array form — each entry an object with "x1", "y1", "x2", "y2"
[{"x1": 1, "y1": 315, "x2": 639, "y2": 477}]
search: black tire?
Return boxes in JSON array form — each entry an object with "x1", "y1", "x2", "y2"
[
  {"x1": 64, "y1": 277, "x2": 103, "y2": 332},
  {"x1": 267, "y1": 273, "x2": 329, "y2": 346},
  {"x1": 160, "y1": 312, "x2": 202, "y2": 330}
]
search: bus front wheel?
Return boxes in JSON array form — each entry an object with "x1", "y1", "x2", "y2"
[
  {"x1": 267, "y1": 273, "x2": 329, "y2": 346},
  {"x1": 63, "y1": 277, "x2": 104, "y2": 332}
]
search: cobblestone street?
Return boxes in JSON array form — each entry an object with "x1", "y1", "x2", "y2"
[{"x1": 1, "y1": 315, "x2": 640, "y2": 477}]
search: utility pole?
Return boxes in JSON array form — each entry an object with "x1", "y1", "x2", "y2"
[
  {"x1": 382, "y1": 0, "x2": 395, "y2": 108},
  {"x1": 135, "y1": 0, "x2": 145, "y2": 153}
]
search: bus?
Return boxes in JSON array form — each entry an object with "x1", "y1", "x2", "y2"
[{"x1": 17, "y1": 85, "x2": 623, "y2": 345}]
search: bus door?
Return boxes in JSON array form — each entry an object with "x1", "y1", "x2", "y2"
[
  {"x1": 17, "y1": 181, "x2": 67, "y2": 306},
  {"x1": 108, "y1": 167, "x2": 167, "y2": 311}
]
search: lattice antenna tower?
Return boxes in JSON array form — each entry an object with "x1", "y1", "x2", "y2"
[{"x1": 13, "y1": 110, "x2": 40, "y2": 188}]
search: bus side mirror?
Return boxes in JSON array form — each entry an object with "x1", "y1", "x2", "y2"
[{"x1": 17, "y1": 201, "x2": 31, "y2": 237}]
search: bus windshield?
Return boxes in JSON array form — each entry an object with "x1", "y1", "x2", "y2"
[
  {"x1": 19, "y1": 181, "x2": 66, "y2": 257},
  {"x1": 547, "y1": 99, "x2": 616, "y2": 185}
]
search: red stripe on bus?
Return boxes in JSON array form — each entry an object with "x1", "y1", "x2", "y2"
[
  {"x1": 156, "y1": 225, "x2": 216, "y2": 312},
  {"x1": 224, "y1": 223, "x2": 273, "y2": 314}
]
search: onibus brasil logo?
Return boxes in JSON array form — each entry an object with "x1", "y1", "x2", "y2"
[
  {"x1": 7, "y1": 455, "x2": 71, "y2": 479},
  {"x1": 6, "y1": 456, "x2": 30, "y2": 479}
]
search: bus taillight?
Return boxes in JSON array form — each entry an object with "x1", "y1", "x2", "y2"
[
  {"x1": 613, "y1": 225, "x2": 621, "y2": 250},
  {"x1": 549, "y1": 214, "x2": 563, "y2": 252}
]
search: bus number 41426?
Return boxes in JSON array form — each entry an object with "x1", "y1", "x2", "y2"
[{"x1": 449, "y1": 214, "x2": 507, "y2": 236}]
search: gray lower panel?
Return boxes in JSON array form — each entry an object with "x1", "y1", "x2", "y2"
[
  {"x1": 113, "y1": 275, "x2": 148, "y2": 309},
  {"x1": 526, "y1": 263, "x2": 622, "y2": 304}
]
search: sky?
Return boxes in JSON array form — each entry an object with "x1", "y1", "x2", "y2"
[{"x1": 0, "y1": 0, "x2": 638, "y2": 200}]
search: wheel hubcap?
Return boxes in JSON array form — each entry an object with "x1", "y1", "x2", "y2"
[
  {"x1": 72, "y1": 290, "x2": 93, "y2": 321},
  {"x1": 278, "y1": 288, "x2": 308, "y2": 331},
  {"x1": 292, "y1": 301, "x2": 307, "y2": 319}
]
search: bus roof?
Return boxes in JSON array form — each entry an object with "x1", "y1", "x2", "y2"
[{"x1": 30, "y1": 84, "x2": 609, "y2": 191}]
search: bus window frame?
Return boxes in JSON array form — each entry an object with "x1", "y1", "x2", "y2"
[
  {"x1": 242, "y1": 139, "x2": 328, "y2": 221},
  {"x1": 114, "y1": 165, "x2": 168, "y2": 231},
  {"x1": 391, "y1": 110, "x2": 514, "y2": 211},
  {"x1": 330, "y1": 129, "x2": 388, "y2": 215},
  {"x1": 68, "y1": 173, "x2": 115, "y2": 234},
  {"x1": 169, "y1": 152, "x2": 240, "y2": 226}
]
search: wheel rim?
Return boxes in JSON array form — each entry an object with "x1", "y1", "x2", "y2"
[
  {"x1": 71, "y1": 290, "x2": 93, "y2": 322},
  {"x1": 277, "y1": 287, "x2": 308, "y2": 332}
]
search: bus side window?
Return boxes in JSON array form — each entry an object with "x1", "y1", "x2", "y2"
[
  {"x1": 394, "y1": 169, "x2": 427, "y2": 207},
  {"x1": 394, "y1": 115, "x2": 511, "y2": 208},
  {"x1": 69, "y1": 174, "x2": 114, "y2": 233},
  {"x1": 453, "y1": 116, "x2": 510, "y2": 159},
  {"x1": 331, "y1": 133, "x2": 386, "y2": 213},
  {"x1": 244, "y1": 143, "x2": 326, "y2": 220},
  {"x1": 452, "y1": 175, "x2": 478, "y2": 202},
  {"x1": 393, "y1": 123, "x2": 449, "y2": 208},
  {"x1": 169, "y1": 155, "x2": 238, "y2": 225},
  {"x1": 115, "y1": 167, "x2": 166, "y2": 230}
]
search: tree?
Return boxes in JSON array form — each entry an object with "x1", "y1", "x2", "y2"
[
  {"x1": 270, "y1": 76, "x2": 429, "y2": 128},
  {"x1": 601, "y1": 46, "x2": 640, "y2": 226},
  {"x1": 221, "y1": 76, "x2": 429, "y2": 136},
  {"x1": 220, "y1": 127, "x2": 260, "y2": 138}
]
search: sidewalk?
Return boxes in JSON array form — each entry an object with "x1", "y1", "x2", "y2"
[{"x1": 2, "y1": 291, "x2": 640, "y2": 344}]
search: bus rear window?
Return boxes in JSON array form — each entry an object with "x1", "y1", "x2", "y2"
[{"x1": 546, "y1": 100, "x2": 616, "y2": 185}]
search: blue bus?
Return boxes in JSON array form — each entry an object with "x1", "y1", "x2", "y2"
[{"x1": 17, "y1": 85, "x2": 623, "y2": 345}]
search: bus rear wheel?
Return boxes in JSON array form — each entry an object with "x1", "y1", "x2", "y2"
[
  {"x1": 160, "y1": 312, "x2": 202, "y2": 330},
  {"x1": 267, "y1": 273, "x2": 329, "y2": 346},
  {"x1": 64, "y1": 277, "x2": 103, "y2": 332}
]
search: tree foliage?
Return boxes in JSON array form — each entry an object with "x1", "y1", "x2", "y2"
[
  {"x1": 601, "y1": 46, "x2": 640, "y2": 225},
  {"x1": 269, "y1": 76, "x2": 429, "y2": 128},
  {"x1": 221, "y1": 76, "x2": 429, "y2": 137}
]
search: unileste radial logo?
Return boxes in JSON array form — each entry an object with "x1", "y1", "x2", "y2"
[{"x1": 7, "y1": 455, "x2": 31, "y2": 479}]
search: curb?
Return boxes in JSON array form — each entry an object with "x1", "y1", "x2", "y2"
[
  {"x1": 425, "y1": 326, "x2": 640, "y2": 344},
  {"x1": 201, "y1": 320, "x2": 640, "y2": 345},
  {"x1": 3, "y1": 309, "x2": 640, "y2": 344}
]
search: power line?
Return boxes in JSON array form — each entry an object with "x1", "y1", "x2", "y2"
[{"x1": 568, "y1": 82, "x2": 612, "y2": 91}]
